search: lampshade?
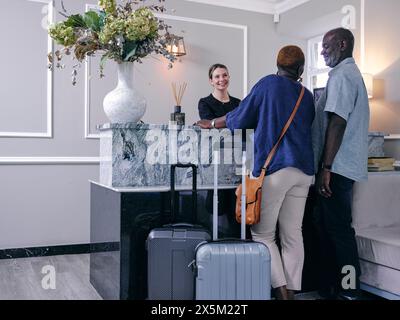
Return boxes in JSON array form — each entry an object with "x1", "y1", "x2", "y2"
[
  {"x1": 362, "y1": 73, "x2": 374, "y2": 99},
  {"x1": 166, "y1": 36, "x2": 186, "y2": 57}
]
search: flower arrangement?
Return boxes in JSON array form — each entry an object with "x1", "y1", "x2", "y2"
[{"x1": 48, "y1": 0, "x2": 177, "y2": 84}]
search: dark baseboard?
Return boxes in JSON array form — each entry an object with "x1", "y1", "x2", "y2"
[{"x1": 0, "y1": 242, "x2": 120, "y2": 260}]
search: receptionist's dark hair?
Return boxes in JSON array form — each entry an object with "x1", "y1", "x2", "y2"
[{"x1": 208, "y1": 64, "x2": 229, "y2": 79}]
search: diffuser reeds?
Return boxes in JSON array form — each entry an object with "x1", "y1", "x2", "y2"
[{"x1": 171, "y1": 82, "x2": 187, "y2": 106}]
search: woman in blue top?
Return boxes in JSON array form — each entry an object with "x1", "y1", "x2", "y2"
[{"x1": 197, "y1": 46, "x2": 315, "y2": 300}]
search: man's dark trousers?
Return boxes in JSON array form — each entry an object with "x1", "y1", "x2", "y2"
[{"x1": 314, "y1": 172, "x2": 361, "y2": 297}]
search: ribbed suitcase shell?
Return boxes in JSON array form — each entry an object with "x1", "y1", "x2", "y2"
[
  {"x1": 195, "y1": 151, "x2": 271, "y2": 300},
  {"x1": 195, "y1": 240, "x2": 271, "y2": 300},
  {"x1": 147, "y1": 226, "x2": 210, "y2": 300}
]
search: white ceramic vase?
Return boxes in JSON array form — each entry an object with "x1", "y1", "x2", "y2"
[{"x1": 103, "y1": 62, "x2": 146, "y2": 124}]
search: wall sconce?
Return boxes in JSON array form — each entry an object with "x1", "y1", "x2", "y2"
[
  {"x1": 362, "y1": 73, "x2": 374, "y2": 99},
  {"x1": 166, "y1": 35, "x2": 186, "y2": 57}
]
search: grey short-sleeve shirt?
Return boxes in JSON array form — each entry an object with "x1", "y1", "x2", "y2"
[{"x1": 312, "y1": 58, "x2": 370, "y2": 182}]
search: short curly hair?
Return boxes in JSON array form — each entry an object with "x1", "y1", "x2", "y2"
[{"x1": 277, "y1": 45, "x2": 305, "y2": 70}]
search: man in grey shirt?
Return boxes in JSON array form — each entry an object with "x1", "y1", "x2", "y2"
[{"x1": 312, "y1": 28, "x2": 370, "y2": 300}]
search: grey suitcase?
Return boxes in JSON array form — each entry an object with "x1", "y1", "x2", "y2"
[
  {"x1": 147, "y1": 164, "x2": 211, "y2": 300},
  {"x1": 195, "y1": 151, "x2": 271, "y2": 300}
]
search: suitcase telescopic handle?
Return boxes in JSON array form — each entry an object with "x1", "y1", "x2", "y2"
[
  {"x1": 240, "y1": 151, "x2": 247, "y2": 241},
  {"x1": 212, "y1": 151, "x2": 246, "y2": 241},
  {"x1": 170, "y1": 164, "x2": 198, "y2": 223}
]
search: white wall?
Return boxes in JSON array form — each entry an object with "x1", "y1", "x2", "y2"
[
  {"x1": 0, "y1": 165, "x2": 98, "y2": 248},
  {"x1": 364, "y1": 0, "x2": 400, "y2": 159},
  {"x1": 365, "y1": 0, "x2": 400, "y2": 135},
  {"x1": 2, "y1": 0, "x2": 398, "y2": 250},
  {"x1": 0, "y1": 0, "x2": 296, "y2": 249},
  {"x1": 279, "y1": 0, "x2": 400, "y2": 157},
  {"x1": 277, "y1": 0, "x2": 362, "y2": 85}
]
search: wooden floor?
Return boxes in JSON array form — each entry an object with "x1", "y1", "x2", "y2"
[
  {"x1": 0, "y1": 254, "x2": 102, "y2": 300},
  {"x1": 0, "y1": 253, "x2": 321, "y2": 300},
  {"x1": 0, "y1": 254, "x2": 382, "y2": 300}
]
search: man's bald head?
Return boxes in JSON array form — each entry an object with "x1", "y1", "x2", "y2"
[{"x1": 325, "y1": 28, "x2": 355, "y2": 55}]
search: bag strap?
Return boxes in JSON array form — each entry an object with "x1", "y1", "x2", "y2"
[{"x1": 259, "y1": 86, "x2": 305, "y2": 179}]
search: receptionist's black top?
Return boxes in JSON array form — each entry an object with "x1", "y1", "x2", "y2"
[{"x1": 198, "y1": 94, "x2": 241, "y2": 120}]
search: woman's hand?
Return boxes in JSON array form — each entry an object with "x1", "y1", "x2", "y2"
[{"x1": 196, "y1": 120, "x2": 212, "y2": 129}]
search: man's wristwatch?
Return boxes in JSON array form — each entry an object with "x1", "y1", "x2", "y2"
[
  {"x1": 321, "y1": 163, "x2": 332, "y2": 171},
  {"x1": 210, "y1": 119, "x2": 216, "y2": 129}
]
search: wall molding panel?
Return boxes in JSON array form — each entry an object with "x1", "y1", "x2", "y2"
[
  {"x1": 84, "y1": 8, "x2": 248, "y2": 139},
  {"x1": 157, "y1": 13, "x2": 248, "y2": 98},
  {"x1": 0, "y1": 157, "x2": 100, "y2": 165},
  {"x1": 0, "y1": 0, "x2": 54, "y2": 138},
  {"x1": 184, "y1": 0, "x2": 311, "y2": 15},
  {"x1": 84, "y1": 4, "x2": 101, "y2": 139},
  {"x1": 275, "y1": 0, "x2": 311, "y2": 15},
  {"x1": 84, "y1": 55, "x2": 101, "y2": 140}
]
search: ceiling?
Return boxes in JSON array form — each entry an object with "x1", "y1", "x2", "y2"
[{"x1": 184, "y1": 0, "x2": 310, "y2": 15}]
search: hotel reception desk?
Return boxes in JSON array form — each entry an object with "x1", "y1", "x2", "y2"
[
  {"x1": 90, "y1": 124, "x2": 388, "y2": 299},
  {"x1": 90, "y1": 123, "x2": 242, "y2": 299}
]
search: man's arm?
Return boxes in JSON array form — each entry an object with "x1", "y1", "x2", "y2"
[
  {"x1": 318, "y1": 112, "x2": 347, "y2": 197},
  {"x1": 323, "y1": 113, "x2": 347, "y2": 165}
]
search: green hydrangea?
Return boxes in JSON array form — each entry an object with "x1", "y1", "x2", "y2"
[
  {"x1": 99, "y1": 7, "x2": 159, "y2": 45},
  {"x1": 98, "y1": 0, "x2": 116, "y2": 15},
  {"x1": 99, "y1": 16, "x2": 125, "y2": 44},
  {"x1": 49, "y1": 22, "x2": 77, "y2": 46},
  {"x1": 125, "y1": 7, "x2": 158, "y2": 42}
]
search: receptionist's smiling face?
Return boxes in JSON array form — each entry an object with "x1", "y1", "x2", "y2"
[{"x1": 210, "y1": 67, "x2": 230, "y2": 91}]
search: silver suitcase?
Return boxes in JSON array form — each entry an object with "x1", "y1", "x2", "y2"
[
  {"x1": 147, "y1": 164, "x2": 210, "y2": 300},
  {"x1": 195, "y1": 151, "x2": 271, "y2": 300}
]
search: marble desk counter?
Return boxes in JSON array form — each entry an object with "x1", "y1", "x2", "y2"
[{"x1": 98, "y1": 123, "x2": 244, "y2": 188}]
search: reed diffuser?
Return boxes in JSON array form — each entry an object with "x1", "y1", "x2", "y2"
[{"x1": 170, "y1": 82, "x2": 187, "y2": 125}]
